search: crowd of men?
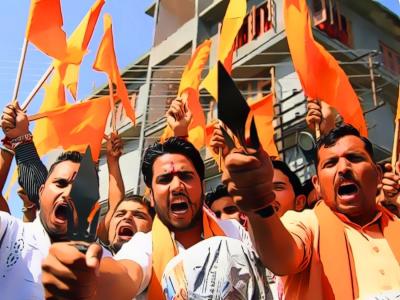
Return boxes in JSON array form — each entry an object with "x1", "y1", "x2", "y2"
[{"x1": 0, "y1": 96, "x2": 399, "y2": 300}]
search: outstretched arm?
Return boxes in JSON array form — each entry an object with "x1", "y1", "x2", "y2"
[{"x1": 222, "y1": 149, "x2": 306, "y2": 275}]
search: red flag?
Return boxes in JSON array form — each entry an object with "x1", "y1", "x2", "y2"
[
  {"x1": 32, "y1": 96, "x2": 111, "y2": 160},
  {"x1": 284, "y1": 0, "x2": 367, "y2": 136},
  {"x1": 93, "y1": 14, "x2": 135, "y2": 125}
]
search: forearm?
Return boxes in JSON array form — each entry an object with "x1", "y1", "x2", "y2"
[
  {"x1": 246, "y1": 211, "x2": 304, "y2": 275},
  {"x1": 15, "y1": 142, "x2": 47, "y2": 205},
  {"x1": 0, "y1": 148, "x2": 13, "y2": 193},
  {"x1": 22, "y1": 206, "x2": 37, "y2": 222},
  {"x1": 104, "y1": 159, "x2": 125, "y2": 229},
  {"x1": 97, "y1": 258, "x2": 142, "y2": 299}
]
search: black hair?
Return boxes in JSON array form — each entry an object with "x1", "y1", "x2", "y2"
[
  {"x1": 141, "y1": 137, "x2": 205, "y2": 187},
  {"x1": 302, "y1": 178, "x2": 314, "y2": 197},
  {"x1": 47, "y1": 151, "x2": 83, "y2": 179},
  {"x1": 315, "y1": 123, "x2": 373, "y2": 165},
  {"x1": 205, "y1": 184, "x2": 230, "y2": 208},
  {"x1": 114, "y1": 195, "x2": 155, "y2": 219},
  {"x1": 272, "y1": 160, "x2": 303, "y2": 196}
]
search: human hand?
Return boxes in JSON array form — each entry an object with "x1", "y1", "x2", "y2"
[
  {"x1": 166, "y1": 96, "x2": 192, "y2": 137},
  {"x1": 222, "y1": 148, "x2": 275, "y2": 212},
  {"x1": 1, "y1": 102, "x2": 29, "y2": 139},
  {"x1": 42, "y1": 242, "x2": 102, "y2": 299}
]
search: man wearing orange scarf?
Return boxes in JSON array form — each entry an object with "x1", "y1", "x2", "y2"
[
  {"x1": 223, "y1": 124, "x2": 400, "y2": 299},
  {"x1": 41, "y1": 137, "x2": 274, "y2": 299}
]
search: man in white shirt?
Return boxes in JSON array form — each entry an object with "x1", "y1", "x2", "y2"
[
  {"x1": 41, "y1": 136, "x2": 278, "y2": 299},
  {"x1": 0, "y1": 150, "x2": 85, "y2": 299}
]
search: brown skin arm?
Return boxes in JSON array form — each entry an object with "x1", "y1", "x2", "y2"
[
  {"x1": 42, "y1": 242, "x2": 143, "y2": 299},
  {"x1": 222, "y1": 149, "x2": 305, "y2": 275},
  {"x1": 0, "y1": 149, "x2": 13, "y2": 213},
  {"x1": 97, "y1": 133, "x2": 125, "y2": 243}
]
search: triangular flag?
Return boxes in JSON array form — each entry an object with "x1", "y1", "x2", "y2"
[
  {"x1": 59, "y1": 0, "x2": 105, "y2": 99},
  {"x1": 284, "y1": 0, "x2": 367, "y2": 136},
  {"x1": 32, "y1": 96, "x2": 111, "y2": 161},
  {"x1": 93, "y1": 14, "x2": 135, "y2": 125},
  {"x1": 161, "y1": 40, "x2": 212, "y2": 149},
  {"x1": 26, "y1": 0, "x2": 82, "y2": 63},
  {"x1": 201, "y1": 0, "x2": 246, "y2": 100},
  {"x1": 249, "y1": 93, "x2": 279, "y2": 157}
]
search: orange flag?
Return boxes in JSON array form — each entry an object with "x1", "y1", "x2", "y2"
[
  {"x1": 284, "y1": 0, "x2": 368, "y2": 136},
  {"x1": 249, "y1": 94, "x2": 279, "y2": 157},
  {"x1": 26, "y1": 0, "x2": 82, "y2": 62},
  {"x1": 59, "y1": 0, "x2": 105, "y2": 99},
  {"x1": 162, "y1": 40, "x2": 212, "y2": 149},
  {"x1": 93, "y1": 14, "x2": 135, "y2": 125},
  {"x1": 32, "y1": 96, "x2": 111, "y2": 160},
  {"x1": 201, "y1": 0, "x2": 246, "y2": 100},
  {"x1": 32, "y1": 68, "x2": 66, "y2": 155}
]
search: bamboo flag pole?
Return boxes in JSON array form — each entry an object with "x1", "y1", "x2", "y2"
[
  {"x1": 108, "y1": 78, "x2": 116, "y2": 133},
  {"x1": 392, "y1": 86, "x2": 400, "y2": 169},
  {"x1": 21, "y1": 65, "x2": 54, "y2": 111},
  {"x1": 392, "y1": 119, "x2": 399, "y2": 170},
  {"x1": 12, "y1": 38, "x2": 29, "y2": 103}
]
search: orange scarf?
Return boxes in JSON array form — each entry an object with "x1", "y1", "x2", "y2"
[
  {"x1": 148, "y1": 207, "x2": 225, "y2": 299},
  {"x1": 316, "y1": 201, "x2": 400, "y2": 300}
]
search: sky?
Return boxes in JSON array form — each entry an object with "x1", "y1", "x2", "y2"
[
  {"x1": 0, "y1": 0, "x2": 154, "y2": 217},
  {"x1": 0, "y1": 0, "x2": 398, "y2": 218}
]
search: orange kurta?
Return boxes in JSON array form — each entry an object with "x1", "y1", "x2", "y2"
[{"x1": 280, "y1": 201, "x2": 400, "y2": 299}]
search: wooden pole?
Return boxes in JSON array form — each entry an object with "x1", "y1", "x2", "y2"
[
  {"x1": 315, "y1": 122, "x2": 321, "y2": 140},
  {"x1": 392, "y1": 119, "x2": 399, "y2": 170},
  {"x1": 368, "y1": 54, "x2": 378, "y2": 107},
  {"x1": 108, "y1": 78, "x2": 116, "y2": 133},
  {"x1": 21, "y1": 65, "x2": 54, "y2": 111},
  {"x1": 12, "y1": 38, "x2": 29, "y2": 102}
]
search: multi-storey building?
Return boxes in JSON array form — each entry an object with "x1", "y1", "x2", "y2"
[{"x1": 94, "y1": 0, "x2": 400, "y2": 206}]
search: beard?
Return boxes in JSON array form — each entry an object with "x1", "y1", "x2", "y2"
[
  {"x1": 153, "y1": 191, "x2": 204, "y2": 232},
  {"x1": 39, "y1": 211, "x2": 68, "y2": 243}
]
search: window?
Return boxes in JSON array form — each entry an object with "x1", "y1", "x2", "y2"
[
  {"x1": 234, "y1": 1, "x2": 274, "y2": 50},
  {"x1": 379, "y1": 42, "x2": 400, "y2": 75},
  {"x1": 312, "y1": 0, "x2": 352, "y2": 47}
]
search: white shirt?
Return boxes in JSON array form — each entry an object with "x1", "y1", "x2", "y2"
[
  {"x1": 0, "y1": 211, "x2": 112, "y2": 300},
  {"x1": 0, "y1": 211, "x2": 50, "y2": 300},
  {"x1": 115, "y1": 219, "x2": 253, "y2": 299}
]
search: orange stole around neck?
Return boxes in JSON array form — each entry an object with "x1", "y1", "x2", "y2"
[
  {"x1": 315, "y1": 201, "x2": 400, "y2": 300},
  {"x1": 148, "y1": 207, "x2": 225, "y2": 299}
]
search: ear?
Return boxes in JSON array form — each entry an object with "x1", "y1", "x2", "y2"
[
  {"x1": 149, "y1": 189, "x2": 155, "y2": 207},
  {"x1": 375, "y1": 163, "x2": 383, "y2": 183},
  {"x1": 295, "y1": 194, "x2": 306, "y2": 211},
  {"x1": 312, "y1": 175, "x2": 321, "y2": 197}
]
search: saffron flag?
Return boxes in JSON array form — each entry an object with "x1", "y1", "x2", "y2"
[
  {"x1": 59, "y1": 0, "x2": 105, "y2": 99},
  {"x1": 26, "y1": 0, "x2": 82, "y2": 63},
  {"x1": 201, "y1": 0, "x2": 246, "y2": 100},
  {"x1": 249, "y1": 94, "x2": 278, "y2": 157},
  {"x1": 93, "y1": 14, "x2": 135, "y2": 125},
  {"x1": 32, "y1": 96, "x2": 111, "y2": 161},
  {"x1": 284, "y1": 0, "x2": 368, "y2": 136},
  {"x1": 32, "y1": 68, "x2": 66, "y2": 156},
  {"x1": 162, "y1": 40, "x2": 212, "y2": 149}
]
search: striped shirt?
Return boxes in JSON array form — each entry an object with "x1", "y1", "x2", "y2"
[{"x1": 15, "y1": 142, "x2": 48, "y2": 207}]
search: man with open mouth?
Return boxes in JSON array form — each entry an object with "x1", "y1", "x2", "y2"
[
  {"x1": 41, "y1": 137, "x2": 274, "y2": 299},
  {"x1": 223, "y1": 124, "x2": 400, "y2": 300},
  {"x1": 0, "y1": 149, "x2": 84, "y2": 299}
]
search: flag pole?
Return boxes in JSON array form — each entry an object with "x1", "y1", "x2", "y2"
[
  {"x1": 217, "y1": 21, "x2": 222, "y2": 173},
  {"x1": 12, "y1": 38, "x2": 29, "y2": 103},
  {"x1": 392, "y1": 119, "x2": 399, "y2": 170},
  {"x1": 21, "y1": 65, "x2": 54, "y2": 111},
  {"x1": 108, "y1": 78, "x2": 116, "y2": 133}
]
